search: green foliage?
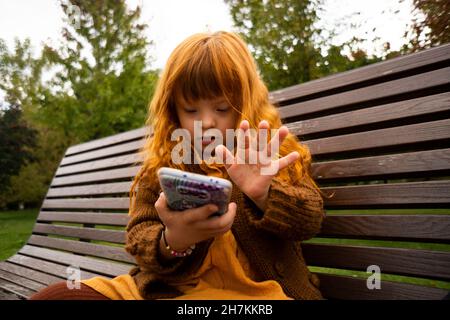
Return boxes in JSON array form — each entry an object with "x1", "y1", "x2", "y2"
[
  {"x1": 42, "y1": 0, "x2": 158, "y2": 143},
  {"x1": 0, "y1": 0, "x2": 157, "y2": 209},
  {"x1": 401, "y1": 0, "x2": 450, "y2": 52},
  {"x1": 0, "y1": 105, "x2": 37, "y2": 196},
  {"x1": 225, "y1": 0, "x2": 382, "y2": 90}
]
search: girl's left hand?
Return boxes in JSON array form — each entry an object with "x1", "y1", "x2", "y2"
[{"x1": 215, "y1": 120, "x2": 300, "y2": 211}]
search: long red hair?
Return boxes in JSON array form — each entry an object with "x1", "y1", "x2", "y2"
[{"x1": 129, "y1": 31, "x2": 322, "y2": 210}]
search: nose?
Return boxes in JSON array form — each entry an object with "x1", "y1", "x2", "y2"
[{"x1": 201, "y1": 112, "x2": 216, "y2": 130}]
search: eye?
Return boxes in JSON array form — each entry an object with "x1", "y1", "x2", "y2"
[
  {"x1": 184, "y1": 108, "x2": 196, "y2": 113},
  {"x1": 217, "y1": 108, "x2": 229, "y2": 112}
]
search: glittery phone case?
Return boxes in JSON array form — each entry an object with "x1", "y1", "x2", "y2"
[{"x1": 157, "y1": 167, "x2": 232, "y2": 215}]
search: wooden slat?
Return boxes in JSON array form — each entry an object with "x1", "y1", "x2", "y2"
[
  {"x1": 66, "y1": 127, "x2": 149, "y2": 156},
  {"x1": 41, "y1": 197, "x2": 129, "y2": 210},
  {"x1": 52, "y1": 166, "x2": 141, "y2": 187},
  {"x1": 47, "y1": 181, "x2": 131, "y2": 198},
  {"x1": 0, "y1": 287, "x2": 21, "y2": 300},
  {"x1": 61, "y1": 140, "x2": 143, "y2": 166},
  {"x1": 37, "y1": 211, "x2": 129, "y2": 226},
  {"x1": 305, "y1": 119, "x2": 450, "y2": 155},
  {"x1": 28, "y1": 235, "x2": 134, "y2": 264},
  {"x1": 278, "y1": 66, "x2": 450, "y2": 119},
  {"x1": 316, "y1": 273, "x2": 450, "y2": 300},
  {"x1": 323, "y1": 181, "x2": 450, "y2": 207},
  {"x1": 0, "y1": 278, "x2": 35, "y2": 300},
  {"x1": 286, "y1": 92, "x2": 450, "y2": 136},
  {"x1": 270, "y1": 44, "x2": 450, "y2": 104},
  {"x1": 303, "y1": 243, "x2": 450, "y2": 280},
  {"x1": 319, "y1": 215, "x2": 450, "y2": 241},
  {"x1": 7, "y1": 254, "x2": 102, "y2": 280},
  {"x1": 19, "y1": 245, "x2": 131, "y2": 277},
  {"x1": 312, "y1": 149, "x2": 450, "y2": 180},
  {"x1": 0, "y1": 261, "x2": 63, "y2": 286},
  {"x1": 0, "y1": 269, "x2": 46, "y2": 292},
  {"x1": 55, "y1": 153, "x2": 142, "y2": 176},
  {"x1": 33, "y1": 224, "x2": 126, "y2": 244}
]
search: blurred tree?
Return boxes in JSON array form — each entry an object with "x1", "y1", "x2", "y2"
[
  {"x1": 42, "y1": 0, "x2": 158, "y2": 143},
  {"x1": 225, "y1": 0, "x2": 381, "y2": 90},
  {"x1": 402, "y1": 0, "x2": 450, "y2": 52},
  {"x1": 0, "y1": 104, "x2": 37, "y2": 208},
  {"x1": 0, "y1": 0, "x2": 157, "y2": 209}
]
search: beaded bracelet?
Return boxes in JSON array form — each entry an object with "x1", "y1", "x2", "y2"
[{"x1": 162, "y1": 228, "x2": 196, "y2": 257}]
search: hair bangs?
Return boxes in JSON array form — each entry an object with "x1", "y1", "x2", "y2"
[{"x1": 171, "y1": 38, "x2": 242, "y2": 110}]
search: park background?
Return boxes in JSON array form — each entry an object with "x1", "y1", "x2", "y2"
[{"x1": 0, "y1": 0, "x2": 449, "y2": 289}]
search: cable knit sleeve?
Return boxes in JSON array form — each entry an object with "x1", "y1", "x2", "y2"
[
  {"x1": 243, "y1": 175, "x2": 325, "y2": 241},
  {"x1": 125, "y1": 178, "x2": 211, "y2": 279}
]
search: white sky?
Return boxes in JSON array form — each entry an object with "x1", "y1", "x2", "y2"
[
  {"x1": 0, "y1": 0, "x2": 415, "y2": 104},
  {"x1": 0, "y1": 0, "x2": 415, "y2": 69}
]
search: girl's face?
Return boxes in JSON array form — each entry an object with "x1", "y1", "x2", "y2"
[{"x1": 175, "y1": 96, "x2": 238, "y2": 150}]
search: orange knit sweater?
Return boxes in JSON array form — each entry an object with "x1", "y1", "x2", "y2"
[{"x1": 125, "y1": 163, "x2": 325, "y2": 300}]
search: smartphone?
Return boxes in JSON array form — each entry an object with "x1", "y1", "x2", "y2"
[{"x1": 157, "y1": 167, "x2": 233, "y2": 216}]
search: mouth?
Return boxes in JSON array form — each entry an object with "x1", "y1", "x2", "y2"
[{"x1": 200, "y1": 136, "x2": 215, "y2": 146}]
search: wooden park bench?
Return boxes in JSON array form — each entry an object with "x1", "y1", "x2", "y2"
[{"x1": 1, "y1": 44, "x2": 449, "y2": 300}]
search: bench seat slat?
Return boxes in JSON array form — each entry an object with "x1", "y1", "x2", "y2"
[
  {"x1": 41, "y1": 197, "x2": 129, "y2": 210},
  {"x1": 279, "y1": 66, "x2": 450, "y2": 119},
  {"x1": 316, "y1": 273, "x2": 449, "y2": 300},
  {"x1": 19, "y1": 245, "x2": 132, "y2": 277},
  {"x1": 0, "y1": 269, "x2": 47, "y2": 292},
  {"x1": 323, "y1": 181, "x2": 450, "y2": 207},
  {"x1": 37, "y1": 211, "x2": 129, "y2": 226},
  {"x1": 7, "y1": 254, "x2": 103, "y2": 280},
  {"x1": 33, "y1": 223, "x2": 126, "y2": 244},
  {"x1": 312, "y1": 149, "x2": 450, "y2": 180},
  {"x1": 28, "y1": 235, "x2": 134, "y2": 264},
  {"x1": 303, "y1": 243, "x2": 450, "y2": 280},
  {"x1": 0, "y1": 261, "x2": 63, "y2": 286},
  {"x1": 286, "y1": 92, "x2": 450, "y2": 136},
  {"x1": 305, "y1": 118, "x2": 450, "y2": 156},
  {"x1": 0, "y1": 278, "x2": 35, "y2": 300},
  {"x1": 319, "y1": 214, "x2": 450, "y2": 241}
]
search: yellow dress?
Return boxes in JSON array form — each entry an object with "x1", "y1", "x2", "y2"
[{"x1": 82, "y1": 230, "x2": 292, "y2": 300}]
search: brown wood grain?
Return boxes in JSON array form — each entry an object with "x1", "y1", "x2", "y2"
[
  {"x1": 41, "y1": 197, "x2": 129, "y2": 210},
  {"x1": 269, "y1": 44, "x2": 450, "y2": 105},
  {"x1": 319, "y1": 214, "x2": 450, "y2": 241},
  {"x1": 303, "y1": 243, "x2": 450, "y2": 280},
  {"x1": 286, "y1": 92, "x2": 450, "y2": 136},
  {"x1": 28, "y1": 235, "x2": 134, "y2": 264},
  {"x1": 32, "y1": 223, "x2": 126, "y2": 244},
  {"x1": 322, "y1": 181, "x2": 450, "y2": 206},
  {"x1": 37, "y1": 211, "x2": 129, "y2": 226},
  {"x1": 311, "y1": 149, "x2": 450, "y2": 180},
  {"x1": 316, "y1": 273, "x2": 450, "y2": 300},
  {"x1": 278, "y1": 66, "x2": 450, "y2": 119},
  {"x1": 305, "y1": 119, "x2": 450, "y2": 155}
]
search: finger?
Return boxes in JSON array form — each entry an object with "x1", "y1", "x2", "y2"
[
  {"x1": 194, "y1": 202, "x2": 236, "y2": 231},
  {"x1": 182, "y1": 203, "x2": 219, "y2": 224},
  {"x1": 258, "y1": 120, "x2": 269, "y2": 152},
  {"x1": 265, "y1": 126, "x2": 289, "y2": 157},
  {"x1": 273, "y1": 151, "x2": 300, "y2": 172},
  {"x1": 215, "y1": 144, "x2": 235, "y2": 169}
]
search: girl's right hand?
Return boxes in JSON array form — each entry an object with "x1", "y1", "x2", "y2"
[{"x1": 154, "y1": 192, "x2": 237, "y2": 252}]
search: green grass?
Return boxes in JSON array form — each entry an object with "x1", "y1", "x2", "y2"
[{"x1": 0, "y1": 209, "x2": 39, "y2": 261}]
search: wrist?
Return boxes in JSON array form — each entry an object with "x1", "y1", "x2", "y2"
[{"x1": 162, "y1": 228, "x2": 196, "y2": 257}]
